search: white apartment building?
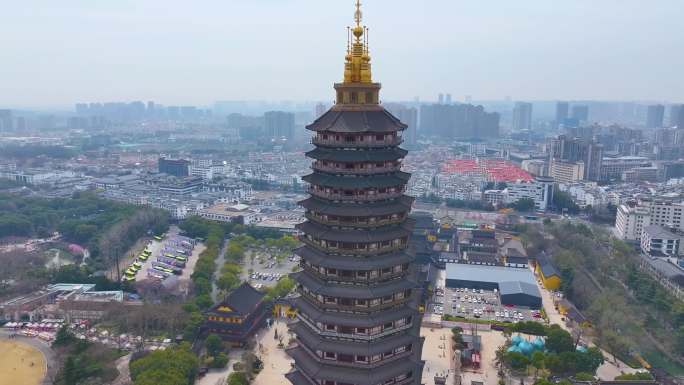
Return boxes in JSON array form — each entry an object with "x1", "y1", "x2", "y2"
[
  {"x1": 550, "y1": 160, "x2": 584, "y2": 184},
  {"x1": 615, "y1": 199, "x2": 684, "y2": 241},
  {"x1": 640, "y1": 225, "x2": 681, "y2": 256},
  {"x1": 503, "y1": 177, "x2": 554, "y2": 211}
]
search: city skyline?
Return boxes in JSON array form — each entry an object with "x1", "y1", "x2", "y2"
[{"x1": 2, "y1": 0, "x2": 684, "y2": 108}]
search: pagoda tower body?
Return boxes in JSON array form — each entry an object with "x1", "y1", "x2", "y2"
[{"x1": 285, "y1": 3, "x2": 425, "y2": 385}]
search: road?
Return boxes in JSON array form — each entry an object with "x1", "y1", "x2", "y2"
[{"x1": 211, "y1": 238, "x2": 230, "y2": 303}]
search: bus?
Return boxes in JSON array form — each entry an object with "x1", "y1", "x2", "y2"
[
  {"x1": 152, "y1": 262, "x2": 182, "y2": 275},
  {"x1": 152, "y1": 265, "x2": 173, "y2": 274},
  {"x1": 122, "y1": 276, "x2": 135, "y2": 282},
  {"x1": 173, "y1": 255, "x2": 188, "y2": 262},
  {"x1": 157, "y1": 256, "x2": 185, "y2": 268},
  {"x1": 153, "y1": 235, "x2": 163, "y2": 241},
  {"x1": 133, "y1": 262, "x2": 143, "y2": 269},
  {"x1": 176, "y1": 249, "x2": 189, "y2": 256},
  {"x1": 138, "y1": 254, "x2": 148, "y2": 261},
  {"x1": 125, "y1": 269, "x2": 136, "y2": 276}
]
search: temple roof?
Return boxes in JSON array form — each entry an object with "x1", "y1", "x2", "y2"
[
  {"x1": 296, "y1": 219, "x2": 414, "y2": 243},
  {"x1": 306, "y1": 147, "x2": 407, "y2": 162},
  {"x1": 300, "y1": 196, "x2": 413, "y2": 217},
  {"x1": 291, "y1": 320, "x2": 422, "y2": 356},
  {"x1": 207, "y1": 282, "x2": 264, "y2": 317},
  {"x1": 306, "y1": 109, "x2": 406, "y2": 133},
  {"x1": 289, "y1": 295, "x2": 419, "y2": 328},
  {"x1": 302, "y1": 171, "x2": 410, "y2": 189},
  {"x1": 295, "y1": 245, "x2": 414, "y2": 270},
  {"x1": 287, "y1": 346, "x2": 424, "y2": 384},
  {"x1": 291, "y1": 270, "x2": 418, "y2": 299}
]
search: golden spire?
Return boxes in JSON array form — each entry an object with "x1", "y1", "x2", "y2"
[{"x1": 343, "y1": 0, "x2": 372, "y2": 84}]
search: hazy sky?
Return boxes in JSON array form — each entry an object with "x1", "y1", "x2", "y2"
[{"x1": 2, "y1": 0, "x2": 683, "y2": 108}]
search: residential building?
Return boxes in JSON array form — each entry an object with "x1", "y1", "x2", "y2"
[
  {"x1": 503, "y1": 176, "x2": 554, "y2": 211},
  {"x1": 555, "y1": 102, "x2": 569, "y2": 129},
  {"x1": 158, "y1": 157, "x2": 190, "y2": 177},
  {"x1": 512, "y1": 102, "x2": 533, "y2": 131},
  {"x1": 615, "y1": 198, "x2": 684, "y2": 241},
  {"x1": 571, "y1": 105, "x2": 589, "y2": 122},
  {"x1": 646, "y1": 104, "x2": 665, "y2": 128},
  {"x1": 640, "y1": 225, "x2": 681, "y2": 256},
  {"x1": 550, "y1": 159, "x2": 585, "y2": 184},
  {"x1": 386, "y1": 103, "x2": 418, "y2": 147},
  {"x1": 599, "y1": 156, "x2": 651, "y2": 182},
  {"x1": 550, "y1": 135, "x2": 603, "y2": 181},
  {"x1": 264, "y1": 111, "x2": 295, "y2": 141}
]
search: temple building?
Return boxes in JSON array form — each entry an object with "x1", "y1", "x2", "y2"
[
  {"x1": 285, "y1": 2, "x2": 425, "y2": 384},
  {"x1": 202, "y1": 282, "x2": 269, "y2": 347}
]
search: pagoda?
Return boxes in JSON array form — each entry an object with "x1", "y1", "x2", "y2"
[{"x1": 285, "y1": 2, "x2": 425, "y2": 385}]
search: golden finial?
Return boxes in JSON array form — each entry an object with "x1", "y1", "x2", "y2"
[
  {"x1": 343, "y1": 0, "x2": 372, "y2": 84},
  {"x1": 355, "y1": 0, "x2": 362, "y2": 27}
]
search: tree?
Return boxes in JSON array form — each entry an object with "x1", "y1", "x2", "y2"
[
  {"x1": 545, "y1": 327, "x2": 574, "y2": 353},
  {"x1": 205, "y1": 334, "x2": 223, "y2": 357},
  {"x1": 130, "y1": 344, "x2": 199, "y2": 385},
  {"x1": 227, "y1": 372, "x2": 249, "y2": 385},
  {"x1": 210, "y1": 352, "x2": 229, "y2": 369},
  {"x1": 614, "y1": 372, "x2": 653, "y2": 381},
  {"x1": 53, "y1": 325, "x2": 75, "y2": 347},
  {"x1": 505, "y1": 351, "x2": 530, "y2": 371},
  {"x1": 511, "y1": 198, "x2": 536, "y2": 212},
  {"x1": 531, "y1": 351, "x2": 545, "y2": 379}
]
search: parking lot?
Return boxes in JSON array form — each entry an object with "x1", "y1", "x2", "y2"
[
  {"x1": 244, "y1": 253, "x2": 299, "y2": 290},
  {"x1": 431, "y1": 286, "x2": 543, "y2": 323}
]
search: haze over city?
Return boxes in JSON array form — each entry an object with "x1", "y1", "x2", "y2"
[
  {"x1": 3, "y1": 0, "x2": 684, "y2": 108},
  {"x1": 2, "y1": 2, "x2": 684, "y2": 385}
]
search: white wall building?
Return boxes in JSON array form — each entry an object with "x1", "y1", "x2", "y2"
[
  {"x1": 502, "y1": 176, "x2": 554, "y2": 211},
  {"x1": 616, "y1": 199, "x2": 684, "y2": 241}
]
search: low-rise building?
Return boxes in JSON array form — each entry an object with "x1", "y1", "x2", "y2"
[{"x1": 640, "y1": 225, "x2": 681, "y2": 256}]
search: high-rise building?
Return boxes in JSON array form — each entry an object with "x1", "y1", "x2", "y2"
[
  {"x1": 0, "y1": 110, "x2": 13, "y2": 131},
  {"x1": 419, "y1": 103, "x2": 499, "y2": 139},
  {"x1": 550, "y1": 135, "x2": 603, "y2": 181},
  {"x1": 445, "y1": 93, "x2": 452, "y2": 105},
  {"x1": 512, "y1": 102, "x2": 533, "y2": 130},
  {"x1": 555, "y1": 102, "x2": 569, "y2": 129},
  {"x1": 438, "y1": 93, "x2": 444, "y2": 105},
  {"x1": 571, "y1": 105, "x2": 589, "y2": 122},
  {"x1": 286, "y1": 3, "x2": 424, "y2": 385},
  {"x1": 314, "y1": 103, "x2": 328, "y2": 119},
  {"x1": 646, "y1": 104, "x2": 665, "y2": 128},
  {"x1": 385, "y1": 104, "x2": 418, "y2": 147},
  {"x1": 264, "y1": 111, "x2": 295, "y2": 141},
  {"x1": 671, "y1": 104, "x2": 684, "y2": 128}
]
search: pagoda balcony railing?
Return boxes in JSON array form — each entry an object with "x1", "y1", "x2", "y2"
[
  {"x1": 301, "y1": 264, "x2": 408, "y2": 285},
  {"x1": 300, "y1": 237, "x2": 407, "y2": 256},
  {"x1": 295, "y1": 339, "x2": 414, "y2": 370},
  {"x1": 311, "y1": 164, "x2": 401, "y2": 175},
  {"x1": 304, "y1": 212, "x2": 406, "y2": 228},
  {"x1": 307, "y1": 188, "x2": 405, "y2": 202},
  {"x1": 311, "y1": 136, "x2": 403, "y2": 148},
  {"x1": 300, "y1": 291, "x2": 410, "y2": 313},
  {"x1": 295, "y1": 314, "x2": 413, "y2": 342}
]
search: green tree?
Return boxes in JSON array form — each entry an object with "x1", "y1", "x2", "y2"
[
  {"x1": 210, "y1": 352, "x2": 229, "y2": 369},
  {"x1": 505, "y1": 351, "x2": 531, "y2": 370},
  {"x1": 531, "y1": 351, "x2": 545, "y2": 379},
  {"x1": 511, "y1": 198, "x2": 536, "y2": 212},
  {"x1": 227, "y1": 372, "x2": 250, "y2": 385},
  {"x1": 205, "y1": 334, "x2": 223, "y2": 357},
  {"x1": 545, "y1": 326, "x2": 574, "y2": 353}
]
